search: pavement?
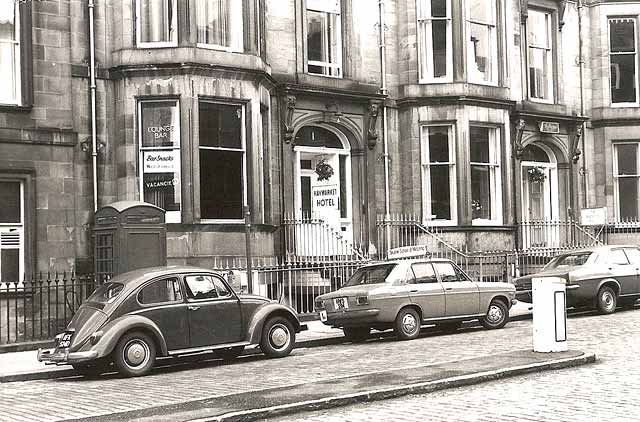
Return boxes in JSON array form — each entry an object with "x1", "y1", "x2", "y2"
[{"x1": 0, "y1": 301, "x2": 599, "y2": 422}]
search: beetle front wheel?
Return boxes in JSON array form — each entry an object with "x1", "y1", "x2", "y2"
[
  {"x1": 260, "y1": 317, "x2": 295, "y2": 358},
  {"x1": 113, "y1": 331, "x2": 156, "y2": 377}
]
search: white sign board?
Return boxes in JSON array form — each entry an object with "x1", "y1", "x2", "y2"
[
  {"x1": 312, "y1": 185, "x2": 339, "y2": 211},
  {"x1": 387, "y1": 245, "x2": 429, "y2": 260},
  {"x1": 143, "y1": 150, "x2": 179, "y2": 173},
  {"x1": 580, "y1": 207, "x2": 607, "y2": 226}
]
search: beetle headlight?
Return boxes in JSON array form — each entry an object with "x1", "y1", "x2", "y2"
[{"x1": 356, "y1": 296, "x2": 369, "y2": 306}]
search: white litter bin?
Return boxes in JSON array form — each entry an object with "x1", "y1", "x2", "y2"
[{"x1": 532, "y1": 277, "x2": 568, "y2": 352}]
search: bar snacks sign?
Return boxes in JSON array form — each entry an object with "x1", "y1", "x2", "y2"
[{"x1": 143, "y1": 150, "x2": 179, "y2": 173}]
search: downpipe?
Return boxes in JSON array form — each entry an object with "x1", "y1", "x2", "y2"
[
  {"x1": 88, "y1": 0, "x2": 98, "y2": 212},
  {"x1": 577, "y1": 0, "x2": 588, "y2": 208},
  {"x1": 379, "y1": 0, "x2": 391, "y2": 254}
]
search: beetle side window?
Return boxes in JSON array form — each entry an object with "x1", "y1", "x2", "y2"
[
  {"x1": 411, "y1": 263, "x2": 438, "y2": 284},
  {"x1": 211, "y1": 276, "x2": 232, "y2": 298},
  {"x1": 138, "y1": 278, "x2": 182, "y2": 305},
  {"x1": 184, "y1": 275, "x2": 219, "y2": 300},
  {"x1": 609, "y1": 249, "x2": 630, "y2": 265}
]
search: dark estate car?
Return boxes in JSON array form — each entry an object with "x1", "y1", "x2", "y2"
[
  {"x1": 513, "y1": 245, "x2": 640, "y2": 314},
  {"x1": 38, "y1": 266, "x2": 306, "y2": 377},
  {"x1": 315, "y1": 258, "x2": 517, "y2": 341}
]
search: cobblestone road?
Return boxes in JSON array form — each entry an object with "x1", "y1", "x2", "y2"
[
  {"x1": 267, "y1": 308, "x2": 640, "y2": 422},
  {"x1": 1, "y1": 308, "x2": 635, "y2": 422}
]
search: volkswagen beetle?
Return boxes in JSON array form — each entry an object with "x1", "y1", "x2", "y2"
[{"x1": 37, "y1": 266, "x2": 306, "y2": 377}]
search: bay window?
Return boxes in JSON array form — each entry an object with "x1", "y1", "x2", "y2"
[
  {"x1": 421, "y1": 125, "x2": 457, "y2": 225},
  {"x1": 417, "y1": 0, "x2": 452, "y2": 82},
  {"x1": 138, "y1": 100, "x2": 182, "y2": 223},
  {"x1": 199, "y1": 102, "x2": 246, "y2": 221},
  {"x1": 470, "y1": 126, "x2": 502, "y2": 224},
  {"x1": 528, "y1": 9, "x2": 554, "y2": 102},
  {"x1": 0, "y1": 3, "x2": 21, "y2": 105},
  {"x1": 306, "y1": 0, "x2": 342, "y2": 77},
  {"x1": 614, "y1": 142, "x2": 640, "y2": 220},
  {"x1": 0, "y1": 181, "x2": 24, "y2": 283},
  {"x1": 466, "y1": 0, "x2": 497, "y2": 84},
  {"x1": 136, "y1": 0, "x2": 177, "y2": 46},
  {"x1": 196, "y1": 0, "x2": 244, "y2": 52},
  {"x1": 609, "y1": 18, "x2": 638, "y2": 105}
]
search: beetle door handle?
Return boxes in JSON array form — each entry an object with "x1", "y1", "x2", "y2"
[
  {"x1": 409, "y1": 289, "x2": 418, "y2": 293},
  {"x1": 188, "y1": 305, "x2": 201, "y2": 311},
  {"x1": 445, "y1": 287, "x2": 453, "y2": 291}
]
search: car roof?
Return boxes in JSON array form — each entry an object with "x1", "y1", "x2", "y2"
[
  {"x1": 557, "y1": 245, "x2": 638, "y2": 256},
  {"x1": 106, "y1": 265, "x2": 221, "y2": 287},
  {"x1": 363, "y1": 258, "x2": 455, "y2": 267}
]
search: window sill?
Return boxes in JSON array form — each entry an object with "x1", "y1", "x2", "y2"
[
  {"x1": 136, "y1": 42, "x2": 178, "y2": 49},
  {"x1": 0, "y1": 104, "x2": 31, "y2": 113},
  {"x1": 167, "y1": 223, "x2": 279, "y2": 233}
]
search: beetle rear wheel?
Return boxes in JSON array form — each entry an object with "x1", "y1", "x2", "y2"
[
  {"x1": 596, "y1": 286, "x2": 617, "y2": 314},
  {"x1": 113, "y1": 331, "x2": 156, "y2": 377},
  {"x1": 260, "y1": 317, "x2": 295, "y2": 358}
]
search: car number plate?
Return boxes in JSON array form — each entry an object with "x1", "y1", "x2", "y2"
[
  {"x1": 58, "y1": 332, "x2": 73, "y2": 349},
  {"x1": 334, "y1": 297, "x2": 349, "y2": 310},
  {"x1": 319, "y1": 310, "x2": 327, "y2": 322}
]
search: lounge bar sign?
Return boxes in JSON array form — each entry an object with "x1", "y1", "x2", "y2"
[{"x1": 538, "y1": 121, "x2": 560, "y2": 134}]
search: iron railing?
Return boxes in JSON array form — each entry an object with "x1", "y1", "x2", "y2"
[{"x1": 0, "y1": 273, "x2": 100, "y2": 345}]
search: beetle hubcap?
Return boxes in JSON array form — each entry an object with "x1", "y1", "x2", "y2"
[
  {"x1": 124, "y1": 340, "x2": 149, "y2": 368},
  {"x1": 402, "y1": 314, "x2": 417, "y2": 333},
  {"x1": 269, "y1": 324, "x2": 290, "y2": 351},
  {"x1": 487, "y1": 305, "x2": 503, "y2": 324}
]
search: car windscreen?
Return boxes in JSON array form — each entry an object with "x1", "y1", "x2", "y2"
[
  {"x1": 544, "y1": 252, "x2": 593, "y2": 270},
  {"x1": 344, "y1": 264, "x2": 397, "y2": 287},
  {"x1": 86, "y1": 282, "x2": 125, "y2": 305}
]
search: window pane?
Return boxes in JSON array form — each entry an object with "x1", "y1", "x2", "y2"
[
  {"x1": 139, "y1": 278, "x2": 179, "y2": 304},
  {"x1": 0, "y1": 4, "x2": 16, "y2": 41},
  {"x1": 433, "y1": 262, "x2": 458, "y2": 281},
  {"x1": 432, "y1": 20, "x2": 448, "y2": 77},
  {"x1": 619, "y1": 177, "x2": 639, "y2": 220},
  {"x1": 617, "y1": 144, "x2": 638, "y2": 175},
  {"x1": 529, "y1": 48, "x2": 550, "y2": 99},
  {"x1": 142, "y1": 159, "x2": 181, "y2": 211},
  {"x1": 339, "y1": 155, "x2": 347, "y2": 218},
  {"x1": 470, "y1": 127, "x2": 489, "y2": 162},
  {"x1": 212, "y1": 277, "x2": 231, "y2": 297},
  {"x1": 200, "y1": 149, "x2": 243, "y2": 219},
  {"x1": 610, "y1": 19, "x2": 636, "y2": 53},
  {"x1": 610, "y1": 54, "x2": 637, "y2": 103},
  {"x1": 295, "y1": 126, "x2": 343, "y2": 148},
  {"x1": 528, "y1": 10, "x2": 549, "y2": 47},
  {"x1": 468, "y1": 0, "x2": 491, "y2": 22},
  {"x1": 431, "y1": 0, "x2": 447, "y2": 18},
  {"x1": 471, "y1": 165, "x2": 492, "y2": 220},
  {"x1": 185, "y1": 275, "x2": 218, "y2": 299},
  {"x1": 139, "y1": 0, "x2": 175, "y2": 43},
  {"x1": 609, "y1": 249, "x2": 630, "y2": 265},
  {"x1": 428, "y1": 127, "x2": 449, "y2": 162},
  {"x1": 1, "y1": 249, "x2": 19, "y2": 283},
  {"x1": 196, "y1": 0, "x2": 243, "y2": 50},
  {"x1": 412, "y1": 263, "x2": 437, "y2": 283},
  {"x1": 430, "y1": 165, "x2": 451, "y2": 220},
  {"x1": 200, "y1": 103, "x2": 242, "y2": 149},
  {"x1": 141, "y1": 101, "x2": 179, "y2": 148},
  {"x1": 469, "y1": 23, "x2": 492, "y2": 81},
  {"x1": 301, "y1": 176, "x2": 311, "y2": 215},
  {"x1": 624, "y1": 248, "x2": 640, "y2": 265},
  {"x1": 307, "y1": 6, "x2": 341, "y2": 76},
  {"x1": 0, "y1": 182, "x2": 20, "y2": 224}
]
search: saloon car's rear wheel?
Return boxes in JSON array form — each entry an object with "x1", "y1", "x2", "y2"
[
  {"x1": 480, "y1": 300, "x2": 509, "y2": 329},
  {"x1": 394, "y1": 308, "x2": 421, "y2": 340},
  {"x1": 214, "y1": 346, "x2": 245, "y2": 361},
  {"x1": 261, "y1": 317, "x2": 295, "y2": 358},
  {"x1": 596, "y1": 286, "x2": 617, "y2": 314},
  {"x1": 113, "y1": 331, "x2": 156, "y2": 377},
  {"x1": 343, "y1": 327, "x2": 370, "y2": 342}
]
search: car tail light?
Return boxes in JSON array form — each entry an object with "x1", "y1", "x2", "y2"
[
  {"x1": 314, "y1": 298, "x2": 325, "y2": 311},
  {"x1": 89, "y1": 331, "x2": 103, "y2": 345},
  {"x1": 356, "y1": 296, "x2": 369, "y2": 306}
]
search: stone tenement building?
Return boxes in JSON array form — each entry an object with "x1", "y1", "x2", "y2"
[{"x1": 0, "y1": 0, "x2": 638, "y2": 278}]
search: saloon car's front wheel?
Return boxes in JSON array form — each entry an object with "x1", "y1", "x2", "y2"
[
  {"x1": 113, "y1": 331, "x2": 156, "y2": 377},
  {"x1": 480, "y1": 300, "x2": 509, "y2": 329},
  {"x1": 596, "y1": 286, "x2": 617, "y2": 314},
  {"x1": 394, "y1": 308, "x2": 421, "y2": 340},
  {"x1": 261, "y1": 317, "x2": 295, "y2": 358}
]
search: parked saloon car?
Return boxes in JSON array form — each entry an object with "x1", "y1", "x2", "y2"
[
  {"x1": 314, "y1": 258, "x2": 516, "y2": 341},
  {"x1": 38, "y1": 266, "x2": 305, "y2": 377},
  {"x1": 513, "y1": 245, "x2": 640, "y2": 314}
]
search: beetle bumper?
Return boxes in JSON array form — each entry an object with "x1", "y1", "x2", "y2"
[{"x1": 37, "y1": 348, "x2": 98, "y2": 365}]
